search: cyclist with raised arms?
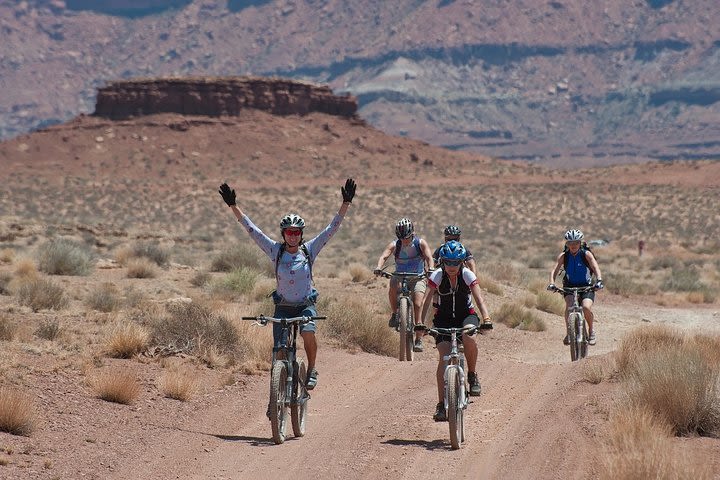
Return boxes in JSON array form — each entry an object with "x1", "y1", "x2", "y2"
[
  {"x1": 374, "y1": 218, "x2": 433, "y2": 352},
  {"x1": 420, "y1": 240, "x2": 492, "y2": 421},
  {"x1": 219, "y1": 178, "x2": 356, "y2": 391},
  {"x1": 547, "y1": 229, "x2": 604, "y2": 346}
]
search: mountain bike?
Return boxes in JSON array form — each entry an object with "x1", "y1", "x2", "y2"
[
  {"x1": 377, "y1": 270, "x2": 426, "y2": 361},
  {"x1": 241, "y1": 314, "x2": 325, "y2": 444},
  {"x1": 552, "y1": 286, "x2": 595, "y2": 362},
  {"x1": 417, "y1": 324, "x2": 479, "y2": 449}
]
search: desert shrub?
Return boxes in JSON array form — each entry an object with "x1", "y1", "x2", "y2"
[
  {"x1": 601, "y1": 405, "x2": 711, "y2": 480},
  {"x1": 149, "y1": 301, "x2": 239, "y2": 356},
  {"x1": 521, "y1": 294, "x2": 536, "y2": 308},
  {"x1": 0, "y1": 272, "x2": 11, "y2": 295},
  {"x1": 250, "y1": 277, "x2": 276, "y2": 301},
  {"x1": 484, "y1": 261, "x2": 520, "y2": 284},
  {"x1": 190, "y1": 271, "x2": 210, "y2": 287},
  {"x1": 210, "y1": 243, "x2": 272, "y2": 276},
  {"x1": 91, "y1": 369, "x2": 141, "y2": 405},
  {"x1": 321, "y1": 298, "x2": 396, "y2": 356},
  {"x1": 0, "y1": 248, "x2": 15, "y2": 264},
  {"x1": 126, "y1": 257, "x2": 157, "y2": 279},
  {"x1": 616, "y1": 326, "x2": 720, "y2": 437},
  {"x1": 131, "y1": 242, "x2": 170, "y2": 266},
  {"x1": 16, "y1": 277, "x2": 68, "y2": 312},
  {"x1": 686, "y1": 287, "x2": 716, "y2": 304},
  {"x1": 605, "y1": 272, "x2": 646, "y2": 297},
  {"x1": 37, "y1": 238, "x2": 94, "y2": 276},
  {"x1": 14, "y1": 258, "x2": 39, "y2": 279},
  {"x1": 527, "y1": 256, "x2": 546, "y2": 269},
  {"x1": 661, "y1": 266, "x2": 705, "y2": 292},
  {"x1": 85, "y1": 282, "x2": 121, "y2": 312},
  {"x1": 0, "y1": 314, "x2": 15, "y2": 341},
  {"x1": 348, "y1": 262, "x2": 373, "y2": 283},
  {"x1": 104, "y1": 321, "x2": 150, "y2": 358},
  {"x1": 159, "y1": 367, "x2": 197, "y2": 401},
  {"x1": 535, "y1": 290, "x2": 565, "y2": 315},
  {"x1": 615, "y1": 324, "x2": 684, "y2": 375},
  {"x1": 0, "y1": 387, "x2": 36, "y2": 436},
  {"x1": 35, "y1": 319, "x2": 61, "y2": 340},
  {"x1": 476, "y1": 273, "x2": 503, "y2": 296},
  {"x1": 649, "y1": 256, "x2": 680, "y2": 271},
  {"x1": 494, "y1": 303, "x2": 544, "y2": 331},
  {"x1": 211, "y1": 267, "x2": 261, "y2": 296}
]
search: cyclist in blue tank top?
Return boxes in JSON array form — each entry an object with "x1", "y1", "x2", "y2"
[
  {"x1": 374, "y1": 218, "x2": 433, "y2": 352},
  {"x1": 547, "y1": 229, "x2": 604, "y2": 346}
]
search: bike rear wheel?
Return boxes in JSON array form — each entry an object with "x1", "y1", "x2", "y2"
[
  {"x1": 291, "y1": 358, "x2": 308, "y2": 438},
  {"x1": 269, "y1": 361, "x2": 289, "y2": 444},
  {"x1": 398, "y1": 297, "x2": 411, "y2": 361},
  {"x1": 447, "y1": 367, "x2": 463, "y2": 450}
]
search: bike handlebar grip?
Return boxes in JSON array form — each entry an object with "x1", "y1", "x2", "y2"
[
  {"x1": 413, "y1": 324, "x2": 427, "y2": 332},
  {"x1": 241, "y1": 316, "x2": 256, "y2": 320},
  {"x1": 311, "y1": 316, "x2": 327, "y2": 320}
]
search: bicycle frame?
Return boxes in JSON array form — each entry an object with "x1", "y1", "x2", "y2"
[
  {"x1": 241, "y1": 314, "x2": 325, "y2": 444},
  {"x1": 378, "y1": 270, "x2": 426, "y2": 361},
  {"x1": 554, "y1": 286, "x2": 594, "y2": 361}
]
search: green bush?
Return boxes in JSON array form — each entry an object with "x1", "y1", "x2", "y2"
[
  {"x1": 37, "y1": 238, "x2": 94, "y2": 276},
  {"x1": 661, "y1": 266, "x2": 706, "y2": 292},
  {"x1": 211, "y1": 267, "x2": 261, "y2": 296},
  {"x1": 132, "y1": 242, "x2": 170, "y2": 266}
]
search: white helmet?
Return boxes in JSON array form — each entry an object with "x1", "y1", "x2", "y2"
[
  {"x1": 280, "y1": 213, "x2": 305, "y2": 230},
  {"x1": 395, "y1": 218, "x2": 414, "y2": 239},
  {"x1": 564, "y1": 229, "x2": 584, "y2": 242}
]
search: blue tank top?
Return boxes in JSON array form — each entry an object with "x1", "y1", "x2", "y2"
[
  {"x1": 395, "y1": 237, "x2": 424, "y2": 273},
  {"x1": 564, "y1": 251, "x2": 592, "y2": 286}
]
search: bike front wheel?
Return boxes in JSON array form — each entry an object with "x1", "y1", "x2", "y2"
[
  {"x1": 291, "y1": 358, "x2": 308, "y2": 438},
  {"x1": 269, "y1": 361, "x2": 289, "y2": 444},
  {"x1": 579, "y1": 316, "x2": 589, "y2": 359},
  {"x1": 398, "y1": 297, "x2": 411, "y2": 361},
  {"x1": 447, "y1": 367, "x2": 463, "y2": 450},
  {"x1": 568, "y1": 313, "x2": 581, "y2": 362}
]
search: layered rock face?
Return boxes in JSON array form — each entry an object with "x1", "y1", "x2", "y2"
[{"x1": 93, "y1": 77, "x2": 358, "y2": 119}]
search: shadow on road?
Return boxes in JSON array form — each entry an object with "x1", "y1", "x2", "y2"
[
  {"x1": 210, "y1": 433, "x2": 276, "y2": 446},
  {"x1": 382, "y1": 438, "x2": 449, "y2": 451}
]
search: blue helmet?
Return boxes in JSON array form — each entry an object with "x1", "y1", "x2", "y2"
[{"x1": 439, "y1": 240, "x2": 466, "y2": 262}]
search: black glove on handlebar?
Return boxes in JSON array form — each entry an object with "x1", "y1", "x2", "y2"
[
  {"x1": 219, "y1": 183, "x2": 236, "y2": 206},
  {"x1": 341, "y1": 178, "x2": 356, "y2": 203}
]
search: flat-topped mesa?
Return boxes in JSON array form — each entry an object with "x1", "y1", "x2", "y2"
[{"x1": 93, "y1": 77, "x2": 358, "y2": 119}]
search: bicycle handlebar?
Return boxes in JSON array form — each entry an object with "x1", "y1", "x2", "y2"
[
  {"x1": 240, "y1": 315, "x2": 327, "y2": 324},
  {"x1": 552, "y1": 286, "x2": 597, "y2": 295},
  {"x1": 375, "y1": 270, "x2": 427, "y2": 280},
  {"x1": 414, "y1": 324, "x2": 483, "y2": 336}
]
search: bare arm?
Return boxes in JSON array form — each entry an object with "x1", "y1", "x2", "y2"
[
  {"x1": 470, "y1": 283, "x2": 491, "y2": 321},
  {"x1": 421, "y1": 284, "x2": 437, "y2": 321},
  {"x1": 376, "y1": 241, "x2": 396, "y2": 270},
  {"x1": 465, "y1": 257, "x2": 477, "y2": 275},
  {"x1": 549, "y1": 252, "x2": 564, "y2": 285},
  {"x1": 585, "y1": 251, "x2": 602, "y2": 280},
  {"x1": 419, "y1": 239, "x2": 434, "y2": 272}
]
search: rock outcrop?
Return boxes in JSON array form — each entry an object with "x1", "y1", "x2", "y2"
[{"x1": 93, "y1": 77, "x2": 358, "y2": 119}]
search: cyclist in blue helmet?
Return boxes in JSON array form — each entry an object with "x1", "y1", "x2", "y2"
[
  {"x1": 547, "y1": 229, "x2": 604, "y2": 346},
  {"x1": 420, "y1": 240, "x2": 492, "y2": 422},
  {"x1": 374, "y1": 218, "x2": 434, "y2": 352},
  {"x1": 219, "y1": 178, "x2": 356, "y2": 393}
]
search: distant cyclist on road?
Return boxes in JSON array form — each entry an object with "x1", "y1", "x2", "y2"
[
  {"x1": 374, "y1": 218, "x2": 433, "y2": 352},
  {"x1": 420, "y1": 240, "x2": 492, "y2": 422},
  {"x1": 547, "y1": 229, "x2": 604, "y2": 346},
  {"x1": 219, "y1": 178, "x2": 356, "y2": 391}
]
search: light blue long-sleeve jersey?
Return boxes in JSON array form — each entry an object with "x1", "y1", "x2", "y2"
[{"x1": 240, "y1": 212, "x2": 345, "y2": 303}]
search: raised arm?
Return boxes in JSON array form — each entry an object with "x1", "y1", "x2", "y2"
[
  {"x1": 218, "y1": 182, "x2": 277, "y2": 258},
  {"x1": 304, "y1": 178, "x2": 356, "y2": 260}
]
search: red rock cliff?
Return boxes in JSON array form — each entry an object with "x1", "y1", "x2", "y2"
[{"x1": 93, "y1": 77, "x2": 358, "y2": 119}]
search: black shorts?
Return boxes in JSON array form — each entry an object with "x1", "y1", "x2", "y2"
[
  {"x1": 433, "y1": 314, "x2": 479, "y2": 345},
  {"x1": 563, "y1": 289, "x2": 595, "y2": 303}
]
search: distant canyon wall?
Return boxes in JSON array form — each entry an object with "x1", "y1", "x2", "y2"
[{"x1": 93, "y1": 77, "x2": 358, "y2": 119}]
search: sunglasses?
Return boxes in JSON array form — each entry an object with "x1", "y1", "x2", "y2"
[
  {"x1": 284, "y1": 229, "x2": 302, "y2": 236},
  {"x1": 443, "y1": 260, "x2": 463, "y2": 267}
]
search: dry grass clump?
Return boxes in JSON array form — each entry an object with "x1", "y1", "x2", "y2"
[
  {"x1": 0, "y1": 248, "x2": 15, "y2": 264},
  {"x1": 494, "y1": 303, "x2": 546, "y2": 331},
  {"x1": 605, "y1": 272, "x2": 647, "y2": 297},
  {"x1": 348, "y1": 262, "x2": 373, "y2": 283},
  {"x1": 0, "y1": 387, "x2": 36, "y2": 436},
  {"x1": 321, "y1": 298, "x2": 396, "y2": 356},
  {"x1": 37, "y1": 238, "x2": 94, "y2": 276},
  {"x1": 16, "y1": 277, "x2": 68, "y2": 312},
  {"x1": 125, "y1": 257, "x2": 157, "y2": 278},
  {"x1": 484, "y1": 261, "x2": 521, "y2": 284},
  {"x1": 130, "y1": 242, "x2": 170, "y2": 266},
  {"x1": 601, "y1": 405, "x2": 711, "y2": 480},
  {"x1": 210, "y1": 267, "x2": 261, "y2": 297},
  {"x1": 535, "y1": 290, "x2": 565, "y2": 315},
  {"x1": 14, "y1": 258, "x2": 39, "y2": 279},
  {"x1": 476, "y1": 273, "x2": 503, "y2": 296},
  {"x1": 0, "y1": 271, "x2": 13, "y2": 295},
  {"x1": 661, "y1": 265, "x2": 707, "y2": 293},
  {"x1": 686, "y1": 287, "x2": 716, "y2": 304},
  {"x1": 149, "y1": 301, "x2": 239, "y2": 358},
  {"x1": 615, "y1": 326, "x2": 720, "y2": 437},
  {"x1": 0, "y1": 314, "x2": 15, "y2": 341},
  {"x1": 190, "y1": 270, "x2": 210, "y2": 287},
  {"x1": 158, "y1": 366, "x2": 197, "y2": 401},
  {"x1": 614, "y1": 324, "x2": 684, "y2": 375},
  {"x1": 35, "y1": 318, "x2": 61, "y2": 341},
  {"x1": 250, "y1": 276, "x2": 276, "y2": 301},
  {"x1": 104, "y1": 321, "x2": 150, "y2": 358},
  {"x1": 85, "y1": 282, "x2": 121, "y2": 312},
  {"x1": 210, "y1": 243, "x2": 273, "y2": 276},
  {"x1": 90, "y1": 369, "x2": 141, "y2": 405}
]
